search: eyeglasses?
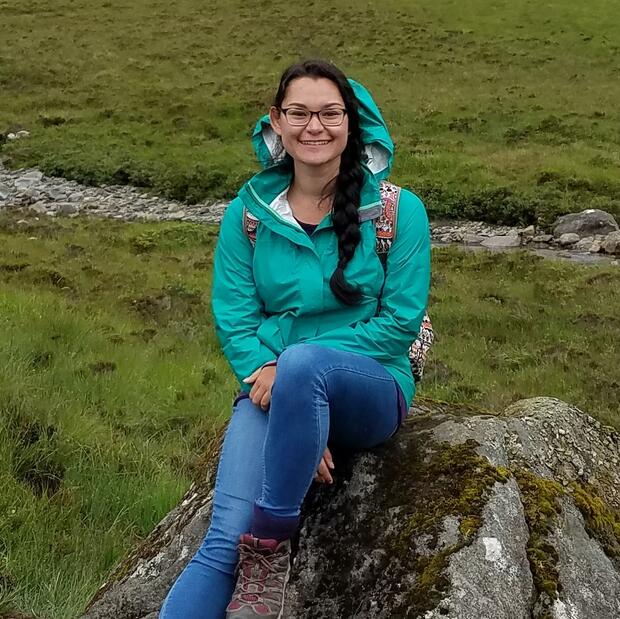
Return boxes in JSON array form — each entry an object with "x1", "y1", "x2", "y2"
[{"x1": 279, "y1": 107, "x2": 348, "y2": 127}]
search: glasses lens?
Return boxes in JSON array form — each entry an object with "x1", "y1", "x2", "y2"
[
  {"x1": 286, "y1": 110, "x2": 311, "y2": 125},
  {"x1": 319, "y1": 110, "x2": 345, "y2": 126}
]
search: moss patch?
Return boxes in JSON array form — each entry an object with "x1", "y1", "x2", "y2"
[
  {"x1": 383, "y1": 434, "x2": 511, "y2": 614},
  {"x1": 514, "y1": 470, "x2": 564, "y2": 599},
  {"x1": 570, "y1": 482, "x2": 620, "y2": 560}
]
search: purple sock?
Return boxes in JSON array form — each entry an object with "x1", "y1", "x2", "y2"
[{"x1": 251, "y1": 504, "x2": 299, "y2": 542}]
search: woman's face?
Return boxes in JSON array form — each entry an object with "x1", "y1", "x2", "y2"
[{"x1": 270, "y1": 76, "x2": 349, "y2": 169}]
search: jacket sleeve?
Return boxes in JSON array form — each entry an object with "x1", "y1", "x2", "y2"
[
  {"x1": 304, "y1": 189, "x2": 431, "y2": 363},
  {"x1": 211, "y1": 198, "x2": 280, "y2": 387}
]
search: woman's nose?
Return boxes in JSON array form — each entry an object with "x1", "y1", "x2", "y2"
[{"x1": 305, "y1": 115, "x2": 324, "y2": 132}]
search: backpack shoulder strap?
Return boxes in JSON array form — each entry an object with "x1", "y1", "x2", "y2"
[
  {"x1": 242, "y1": 207, "x2": 259, "y2": 247},
  {"x1": 375, "y1": 180, "x2": 401, "y2": 269}
]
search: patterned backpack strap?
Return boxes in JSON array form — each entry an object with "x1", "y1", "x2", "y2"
[
  {"x1": 375, "y1": 181, "x2": 434, "y2": 384},
  {"x1": 242, "y1": 207, "x2": 260, "y2": 247},
  {"x1": 375, "y1": 180, "x2": 400, "y2": 267}
]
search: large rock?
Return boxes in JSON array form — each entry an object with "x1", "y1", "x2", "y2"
[
  {"x1": 602, "y1": 230, "x2": 620, "y2": 255},
  {"x1": 552, "y1": 209, "x2": 619, "y2": 239},
  {"x1": 81, "y1": 398, "x2": 620, "y2": 619}
]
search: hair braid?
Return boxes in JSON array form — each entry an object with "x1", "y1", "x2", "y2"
[{"x1": 329, "y1": 137, "x2": 364, "y2": 305}]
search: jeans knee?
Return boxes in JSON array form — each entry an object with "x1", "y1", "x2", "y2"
[{"x1": 276, "y1": 343, "x2": 326, "y2": 382}]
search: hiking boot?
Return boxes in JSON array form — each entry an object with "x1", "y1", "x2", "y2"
[{"x1": 226, "y1": 533, "x2": 291, "y2": 618}]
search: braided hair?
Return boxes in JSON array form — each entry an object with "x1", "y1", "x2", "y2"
[{"x1": 272, "y1": 59, "x2": 364, "y2": 306}]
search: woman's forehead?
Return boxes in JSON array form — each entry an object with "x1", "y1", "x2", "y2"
[{"x1": 282, "y1": 77, "x2": 344, "y2": 107}]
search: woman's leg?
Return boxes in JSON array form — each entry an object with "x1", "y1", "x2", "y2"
[
  {"x1": 160, "y1": 397, "x2": 268, "y2": 619},
  {"x1": 252, "y1": 343, "x2": 400, "y2": 537}
]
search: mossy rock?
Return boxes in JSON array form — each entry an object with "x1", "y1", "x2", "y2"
[{"x1": 82, "y1": 397, "x2": 620, "y2": 619}]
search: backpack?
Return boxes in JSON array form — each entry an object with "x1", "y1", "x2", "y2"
[{"x1": 242, "y1": 180, "x2": 434, "y2": 382}]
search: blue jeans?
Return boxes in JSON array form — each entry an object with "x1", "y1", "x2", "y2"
[{"x1": 160, "y1": 344, "x2": 403, "y2": 619}]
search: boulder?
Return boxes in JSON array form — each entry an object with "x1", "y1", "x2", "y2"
[
  {"x1": 81, "y1": 398, "x2": 620, "y2": 619},
  {"x1": 602, "y1": 230, "x2": 620, "y2": 255},
  {"x1": 552, "y1": 209, "x2": 619, "y2": 239},
  {"x1": 557, "y1": 232, "x2": 580, "y2": 247}
]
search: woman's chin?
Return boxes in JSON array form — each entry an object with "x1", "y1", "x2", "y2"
[{"x1": 292, "y1": 151, "x2": 340, "y2": 168}]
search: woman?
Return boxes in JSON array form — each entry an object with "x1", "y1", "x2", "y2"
[{"x1": 160, "y1": 59, "x2": 430, "y2": 619}]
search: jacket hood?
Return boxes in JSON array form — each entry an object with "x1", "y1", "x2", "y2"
[{"x1": 251, "y1": 78, "x2": 394, "y2": 180}]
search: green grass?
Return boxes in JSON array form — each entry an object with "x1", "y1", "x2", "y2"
[
  {"x1": 419, "y1": 247, "x2": 620, "y2": 429},
  {"x1": 0, "y1": 214, "x2": 236, "y2": 618},
  {"x1": 1, "y1": 0, "x2": 620, "y2": 225},
  {"x1": 0, "y1": 212, "x2": 618, "y2": 618}
]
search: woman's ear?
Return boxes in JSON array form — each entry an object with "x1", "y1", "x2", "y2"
[{"x1": 269, "y1": 106, "x2": 283, "y2": 136}]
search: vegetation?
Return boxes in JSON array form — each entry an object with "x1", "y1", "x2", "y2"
[
  {"x1": 0, "y1": 213, "x2": 618, "y2": 617},
  {"x1": 1, "y1": 1, "x2": 620, "y2": 615},
  {"x1": 2, "y1": 0, "x2": 620, "y2": 225}
]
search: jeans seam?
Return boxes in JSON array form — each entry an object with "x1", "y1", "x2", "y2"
[{"x1": 321, "y1": 365, "x2": 396, "y2": 383}]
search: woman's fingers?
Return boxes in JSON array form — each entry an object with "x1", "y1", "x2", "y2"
[
  {"x1": 249, "y1": 382, "x2": 272, "y2": 411},
  {"x1": 250, "y1": 383, "x2": 265, "y2": 406},
  {"x1": 317, "y1": 457, "x2": 333, "y2": 484},
  {"x1": 260, "y1": 390, "x2": 271, "y2": 411},
  {"x1": 324, "y1": 446, "x2": 334, "y2": 469}
]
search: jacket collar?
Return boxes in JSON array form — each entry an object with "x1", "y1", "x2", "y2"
[{"x1": 238, "y1": 163, "x2": 382, "y2": 234}]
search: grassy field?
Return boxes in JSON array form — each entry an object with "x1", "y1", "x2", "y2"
[
  {"x1": 1, "y1": 0, "x2": 620, "y2": 225},
  {"x1": 1, "y1": 1, "x2": 620, "y2": 616},
  {"x1": 0, "y1": 212, "x2": 618, "y2": 618}
]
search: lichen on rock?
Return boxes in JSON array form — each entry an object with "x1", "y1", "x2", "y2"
[{"x1": 81, "y1": 397, "x2": 620, "y2": 619}]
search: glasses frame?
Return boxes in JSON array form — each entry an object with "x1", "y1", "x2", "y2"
[{"x1": 279, "y1": 107, "x2": 348, "y2": 127}]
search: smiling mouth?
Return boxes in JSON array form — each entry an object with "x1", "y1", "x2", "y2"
[{"x1": 299, "y1": 140, "x2": 331, "y2": 145}]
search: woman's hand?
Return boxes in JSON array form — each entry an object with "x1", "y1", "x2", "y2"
[
  {"x1": 243, "y1": 365, "x2": 277, "y2": 411},
  {"x1": 314, "y1": 447, "x2": 335, "y2": 484}
]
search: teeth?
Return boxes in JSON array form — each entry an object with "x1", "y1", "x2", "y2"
[{"x1": 301, "y1": 141, "x2": 330, "y2": 145}]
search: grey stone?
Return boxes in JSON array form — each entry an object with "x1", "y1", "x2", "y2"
[
  {"x1": 553, "y1": 209, "x2": 619, "y2": 239},
  {"x1": 80, "y1": 398, "x2": 620, "y2": 619},
  {"x1": 44, "y1": 187, "x2": 65, "y2": 201},
  {"x1": 14, "y1": 178, "x2": 37, "y2": 191},
  {"x1": 532, "y1": 234, "x2": 553, "y2": 243},
  {"x1": 29, "y1": 201, "x2": 48, "y2": 215},
  {"x1": 426, "y1": 480, "x2": 533, "y2": 618},
  {"x1": 57, "y1": 202, "x2": 78, "y2": 215},
  {"x1": 519, "y1": 224, "x2": 536, "y2": 237},
  {"x1": 462, "y1": 233, "x2": 484, "y2": 244},
  {"x1": 574, "y1": 236, "x2": 595, "y2": 251},
  {"x1": 602, "y1": 230, "x2": 620, "y2": 255},
  {"x1": 21, "y1": 170, "x2": 43, "y2": 182},
  {"x1": 0, "y1": 183, "x2": 9, "y2": 200},
  {"x1": 16, "y1": 130, "x2": 30, "y2": 138},
  {"x1": 481, "y1": 235, "x2": 521, "y2": 249},
  {"x1": 550, "y1": 497, "x2": 620, "y2": 618},
  {"x1": 558, "y1": 233, "x2": 580, "y2": 247}
]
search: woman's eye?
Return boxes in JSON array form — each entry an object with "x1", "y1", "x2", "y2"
[
  {"x1": 289, "y1": 110, "x2": 308, "y2": 118},
  {"x1": 322, "y1": 111, "x2": 340, "y2": 117}
]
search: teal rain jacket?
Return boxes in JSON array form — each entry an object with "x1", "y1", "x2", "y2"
[{"x1": 211, "y1": 80, "x2": 431, "y2": 405}]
